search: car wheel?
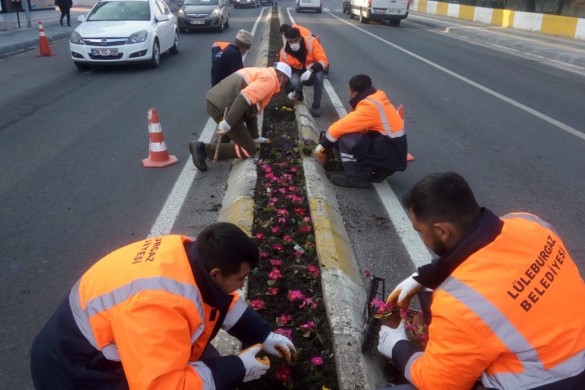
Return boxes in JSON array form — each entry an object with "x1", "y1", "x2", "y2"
[
  {"x1": 225, "y1": 17, "x2": 229, "y2": 28},
  {"x1": 149, "y1": 39, "x2": 160, "y2": 68},
  {"x1": 217, "y1": 18, "x2": 224, "y2": 32},
  {"x1": 170, "y1": 31, "x2": 179, "y2": 54},
  {"x1": 74, "y1": 62, "x2": 90, "y2": 71}
]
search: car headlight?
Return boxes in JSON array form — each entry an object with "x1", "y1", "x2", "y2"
[
  {"x1": 178, "y1": 9, "x2": 185, "y2": 16},
  {"x1": 127, "y1": 30, "x2": 148, "y2": 44},
  {"x1": 70, "y1": 31, "x2": 84, "y2": 45},
  {"x1": 211, "y1": 8, "x2": 220, "y2": 16}
]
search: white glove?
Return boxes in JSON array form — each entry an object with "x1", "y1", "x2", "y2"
[
  {"x1": 262, "y1": 332, "x2": 297, "y2": 363},
  {"x1": 238, "y1": 344, "x2": 270, "y2": 382},
  {"x1": 287, "y1": 91, "x2": 297, "y2": 101},
  {"x1": 253, "y1": 136, "x2": 271, "y2": 144},
  {"x1": 386, "y1": 273, "x2": 423, "y2": 308},
  {"x1": 377, "y1": 322, "x2": 408, "y2": 359},
  {"x1": 300, "y1": 69, "x2": 312, "y2": 82},
  {"x1": 216, "y1": 120, "x2": 231, "y2": 135},
  {"x1": 312, "y1": 144, "x2": 327, "y2": 165}
]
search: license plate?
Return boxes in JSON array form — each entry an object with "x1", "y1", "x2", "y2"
[
  {"x1": 190, "y1": 20, "x2": 205, "y2": 24},
  {"x1": 387, "y1": 8, "x2": 402, "y2": 14},
  {"x1": 301, "y1": 0, "x2": 311, "y2": 3},
  {"x1": 373, "y1": 9, "x2": 385, "y2": 13},
  {"x1": 91, "y1": 48, "x2": 119, "y2": 56}
]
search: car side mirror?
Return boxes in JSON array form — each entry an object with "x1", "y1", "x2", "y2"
[{"x1": 157, "y1": 13, "x2": 170, "y2": 22}]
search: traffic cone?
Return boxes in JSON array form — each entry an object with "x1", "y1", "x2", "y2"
[
  {"x1": 142, "y1": 108, "x2": 179, "y2": 168},
  {"x1": 37, "y1": 21, "x2": 55, "y2": 57},
  {"x1": 397, "y1": 104, "x2": 415, "y2": 162}
]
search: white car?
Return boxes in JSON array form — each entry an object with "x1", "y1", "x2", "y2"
[
  {"x1": 349, "y1": 0, "x2": 409, "y2": 26},
  {"x1": 70, "y1": 0, "x2": 179, "y2": 70},
  {"x1": 295, "y1": 0, "x2": 322, "y2": 13}
]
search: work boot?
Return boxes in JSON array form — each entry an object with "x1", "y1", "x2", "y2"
[
  {"x1": 329, "y1": 173, "x2": 372, "y2": 189},
  {"x1": 189, "y1": 140, "x2": 207, "y2": 172},
  {"x1": 310, "y1": 102, "x2": 321, "y2": 117}
]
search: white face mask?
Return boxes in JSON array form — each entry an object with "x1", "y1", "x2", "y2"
[{"x1": 289, "y1": 42, "x2": 300, "y2": 51}]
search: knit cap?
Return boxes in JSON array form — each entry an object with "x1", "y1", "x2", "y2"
[{"x1": 234, "y1": 29, "x2": 253, "y2": 50}]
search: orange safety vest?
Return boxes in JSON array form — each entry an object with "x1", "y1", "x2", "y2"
[
  {"x1": 69, "y1": 235, "x2": 247, "y2": 389},
  {"x1": 407, "y1": 213, "x2": 585, "y2": 389},
  {"x1": 212, "y1": 41, "x2": 230, "y2": 52},
  {"x1": 235, "y1": 67, "x2": 282, "y2": 111},
  {"x1": 325, "y1": 89, "x2": 404, "y2": 142},
  {"x1": 292, "y1": 23, "x2": 312, "y2": 38},
  {"x1": 279, "y1": 35, "x2": 328, "y2": 71}
]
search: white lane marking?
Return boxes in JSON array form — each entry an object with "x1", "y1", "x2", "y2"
[
  {"x1": 148, "y1": 8, "x2": 269, "y2": 238},
  {"x1": 290, "y1": 13, "x2": 432, "y2": 269},
  {"x1": 326, "y1": 11, "x2": 585, "y2": 142}
]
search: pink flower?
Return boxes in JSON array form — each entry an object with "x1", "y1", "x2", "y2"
[
  {"x1": 255, "y1": 233, "x2": 265, "y2": 241},
  {"x1": 272, "y1": 243, "x2": 284, "y2": 252},
  {"x1": 278, "y1": 187, "x2": 287, "y2": 194},
  {"x1": 278, "y1": 217, "x2": 286, "y2": 224},
  {"x1": 266, "y1": 287, "x2": 279, "y2": 296},
  {"x1": 250, "y1": 299, "x2": 265, "y2": 310},
  {"x1": 268, "y1": 268, "x2": 282, "y2": 280},
  {"x1": 283, "y1": 234, "x2": 293, "y2": 243},
  {"x1": 270, "y1": 259, "x2": 282, "y2": 267},
  {"x1": 299, "y1": 225, "x2": 312, "y2": 234},
  {"x1": 300, "y1": 297, "x2": 318, "y2": 310},
  {"x1": 303, "y1": 216, "x2": 312, "y2": 224},
  {"x1": 290, "y1": 166, "x2": 298, "y2": 173},
  {"x1": 287, "y1": 290, "x2": 306, "y2": 302},
  {"x1": 300, "y1": 321, "x2": 316, "y2": 331},
  {"x1": 288, "y1": 186, "x2": 298, "y2": 192},
  {"x1": 292, "y1": 195, "x2": 303, "y2": 204},
  {"x1": 363, "y1": 269, "x2": 372, "y2": 279},
  {"x1": 307, "y1": 265, "x2": 320, "y2": 278},
  {"x1": 311, "y1": 356, "x2": 324, "y2": 366},
  {"x1": 275, "y1": 365, "x2": 292, "y2": 383},
  {"x1": 275, "y1": 327, "x2": 293, "y2": 339},
  {"x1": 277, "y1": 314, "x2": 292, "y2": 326},
  {"x1": 271, "y1": 226, "x2": 281, "y2": 234},
  {"x1": 294, "y1": 207, "x2": 306, "y2": 216},
  {"x1": 277, "y1": 209, "x2": 289, "y2": 217},
  {"x1": 260, "y1": 251, "x2": 269, "y2": 259}
]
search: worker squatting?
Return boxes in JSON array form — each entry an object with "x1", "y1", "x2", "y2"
[
  {"x1": 506, "y1": 235, "x2": 567, "y2": 312},
  {"x1": 132, "y1": 237, "x2": 162, "y2": 264}
]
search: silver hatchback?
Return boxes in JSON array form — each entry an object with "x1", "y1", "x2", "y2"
[{"x1": 177, "y1": 0, "x2": 229, "y2": 32}]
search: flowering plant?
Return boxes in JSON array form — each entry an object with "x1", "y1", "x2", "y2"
[{"x1": 370, "y1": 297, "x2": 429, "y2": 348}]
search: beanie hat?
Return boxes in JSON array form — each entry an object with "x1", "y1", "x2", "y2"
[
  {"x1": 274, "y1": 62, "x2": 292, "y2": 79},
  {"x1": 234, "y1": 29, "x2": 252, "y2": 50}
]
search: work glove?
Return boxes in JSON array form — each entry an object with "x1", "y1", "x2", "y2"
[
  {"x1": 216, "y1": 120, "x2": 231, "y2": 135},
  {"x1": 300, "y1": 69, "x2": 312, "y2": 83},
  {"x1": 312, "y1": 144, "x2": 328, "y2": 165},
  {"x1": 287, "y1": 91, "x2": 297, "y2": 101},
  {"x1": 238, "y1": 344, "x2": 270, "y2": 382},
  {"x1": 262, "y1": 332, "x2": 298, "y2": 364},
  {"x1": 253, "y1": 136, "x2": 271, "y2": 144},
  {"x1": 386, "y1": 273, "x2": 423, "y2": 308},
  {"x1": 377, "y1": 322, "x2": 408, "y2": 359}
]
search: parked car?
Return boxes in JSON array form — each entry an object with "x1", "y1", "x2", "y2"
[
  {"x1": 177, "y1": 0, "x2": 229, "y2": 32},
  {"x1": 69, "y1": 0, "x2": 179, "y2": 70},
  {"x1": 349, "y1": 0, "x2": 409, "y2": 26},
  {"x1": 259, "y1": 0, "x2": 275, "y2": 5},
  {"x1": 233, "y1": 0, "x2": 259, "y2": 8},
  {"x1": 295, "y1": 0, "x2": 322, "y2": 13}
]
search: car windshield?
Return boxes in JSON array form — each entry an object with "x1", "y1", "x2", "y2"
[
  {"x1": 184, "y1": 0, "x2": 218, "y2": 5},
  {"x1": 87, "y1": 1, "x2": 151, "y2": 21}
]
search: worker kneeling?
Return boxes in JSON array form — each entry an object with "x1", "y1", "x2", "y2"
[
  {"x1": 189, "y1": 62, "x2": 292, "y2": 172},
  {"x1": 313, "y1": 74, "x2": 407, "y2": 189}
]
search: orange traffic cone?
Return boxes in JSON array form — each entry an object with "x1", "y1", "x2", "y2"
[
  {"x1": 397, "y1": 104, "x2": 415, "y2": 162},
  {"x1": 142, "y1": 108, "x2": 179, "y2": 168},
  {"x1": 37, "y1": 21, "x2": 55, "y2": 57}
]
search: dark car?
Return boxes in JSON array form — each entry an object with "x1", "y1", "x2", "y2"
[
  {"x1": 177, "y1": 0, "x2": 229, "y2": 32},
  {"x1": 233, "y1": 0, "x2": 259, "y2": 8},
  {"x1": 259, "y1": 0, "x2": 275, "y2": 5}
]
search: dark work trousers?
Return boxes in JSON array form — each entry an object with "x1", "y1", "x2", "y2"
[
  {"x1": 58, "y1": 5, "x2": 71, "y2": 26},
  {"x1": 337, "y1": 133, "x2": 369, "y2": 177},
  {"x1": 205, "y1": 101, "x2": 257, "y2": 161},
  {"x1": 290, "y1": 70, "x2": 324, "y2": 105}
]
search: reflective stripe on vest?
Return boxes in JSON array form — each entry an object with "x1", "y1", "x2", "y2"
[
  {"x1": 440, "y1": 276, "x2": 585, "y2": 388},
  {"x1": 222, "y1": 298, "x2": 248, "y2": 330},
  {"x1": 364, "y1": 97, "x2": 405, "y2": 138},
  {"x1": 189, "y1": 361, "x2": 216, "y2": 389},
  {"x1": 503, "y1": 212, "x2": 558, "y2": 236},
  {"x1": 69, "y1": 276, "x2": 206, "y2": 361},
  {"x1": 235, "y1": 72, "x2": 261, "y2": 112}
]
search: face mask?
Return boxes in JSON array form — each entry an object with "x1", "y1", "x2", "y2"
[{"x1": 289, "y1": 42, "x2": 300, "y2": 51}]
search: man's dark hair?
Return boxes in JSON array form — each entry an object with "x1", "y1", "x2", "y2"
[
  {"x1": 285, "y1": 27, "x2": 301, "y2": 40},
  {"x1": 280, "y1": 23, "x2": 291, "y2": 34},
  {"x1": 349, "y1": 74, "x2": 372, "y2": 94},
  {"x1": 188, "y1": 222, "x2": 259, "y2": 276},
  {"x1": 403, "y1": 172, "x2": 481, "y2": 231}
]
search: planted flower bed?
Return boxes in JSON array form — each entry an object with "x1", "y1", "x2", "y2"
[{"x1": 239, "y1": 8, "x2": 339, "y2": 390}]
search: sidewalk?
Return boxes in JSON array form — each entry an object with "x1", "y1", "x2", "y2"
[{"x1": 0, "y1": 6, "x2": 90, "y2": 58}]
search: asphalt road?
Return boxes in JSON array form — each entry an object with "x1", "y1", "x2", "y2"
[{"x1": 1, "y1": 1, "x2": 584, "y2": 388}]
